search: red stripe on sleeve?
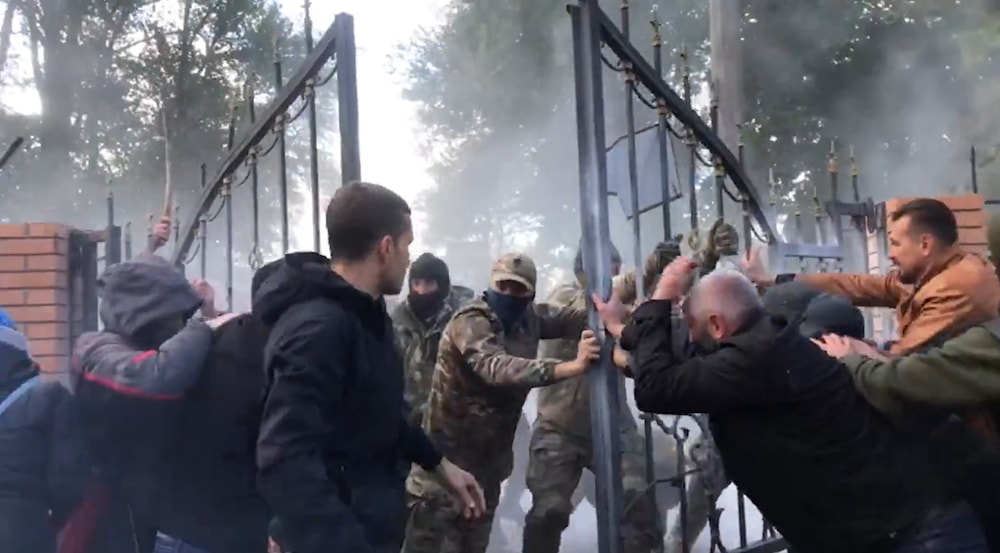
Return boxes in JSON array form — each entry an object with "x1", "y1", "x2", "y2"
[{"x1": 81, "y1": 370, "x2": 181, "y2": 400}]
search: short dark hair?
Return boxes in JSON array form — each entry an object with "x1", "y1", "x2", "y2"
[
  {"x1": 326, "y1": 181, "x2": 412, "y2": 261},
  {"x1": 890, "y1": 198, "x2": 958, "y2": 246}
]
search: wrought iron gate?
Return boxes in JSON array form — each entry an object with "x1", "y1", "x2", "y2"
[
  {"x1": 163, "y1": 11, "x2": 360, "y2": 296},
  {"x1": 569, "y1": 1, "x2": 878, "y2": 553},
  {"x1": 69, "y1": 10, "x2": 358, "y2": 336}
]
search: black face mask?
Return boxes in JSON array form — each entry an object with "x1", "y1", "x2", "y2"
[
  {"x1": 485, "y1": 290, "x2": 533, "y2": 329},
  {"x1": 408, "y1": 289, "x2": 447, "y2": 321}
]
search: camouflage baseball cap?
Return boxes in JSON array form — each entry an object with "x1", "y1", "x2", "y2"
[{"x1": 491, "y1": 253, "x2": 537, "y2": 292}]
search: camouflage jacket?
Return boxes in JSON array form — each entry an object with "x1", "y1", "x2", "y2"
[
  {"x1": 407, "y1": 297, "x2": 586, "y2": 496},
  {"x1": 535, "y1": 281, "x2": 635, "y2": 437},
  {"x1": 391, "y1": 286, "x2": 475, "y2": 427}
]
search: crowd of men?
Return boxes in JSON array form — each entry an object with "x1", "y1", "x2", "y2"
[{"x1": 0, "y1": 182, "x2": 999, "y2": 553}]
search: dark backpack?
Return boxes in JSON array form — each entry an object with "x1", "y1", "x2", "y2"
[{"x1": 156, "y1": 314, "x2": 272, "y2": 552}]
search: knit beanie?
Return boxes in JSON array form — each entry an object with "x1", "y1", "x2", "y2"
[{"x1": 0, "y1": 307, "x2": 27, "y2": 354}]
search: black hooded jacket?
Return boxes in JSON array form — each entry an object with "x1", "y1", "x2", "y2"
[
  {"x1": 629, "y1": 300, "x2": 948, "y2": 553},
  {"x1": 253, "y1": 252, "x2": 442, "y2": 553}
]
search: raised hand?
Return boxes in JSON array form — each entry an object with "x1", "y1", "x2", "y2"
[
  {"x1": 651, "y1": 256, "x2": 698, "y2": 301},
  {"x1": 740, "y1": 246, "x2": 773, "y2": 286},
  {"x1": 150, "y1": 216, "x2": 171, "y2": 251}
]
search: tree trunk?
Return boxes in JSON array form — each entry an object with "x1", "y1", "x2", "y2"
[{"x1": 0, "y1": 0, "x2": 19, "y2": 77}]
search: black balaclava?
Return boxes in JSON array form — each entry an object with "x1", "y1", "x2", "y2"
[
  {"x1": 408, "y1": 253, "x2": 451, "y2": 320},
  {"x1": 573, "y1": 241, "x2": 623, "y2": 287}
]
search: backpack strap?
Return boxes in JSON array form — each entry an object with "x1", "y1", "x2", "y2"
[{"x1": 0, "y1": 375, "x2": 39, "y2": 417}]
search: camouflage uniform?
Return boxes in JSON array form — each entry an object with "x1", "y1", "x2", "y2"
[
  {"x1": 490, "y1": 411, "x2": 531, "y2": 550},
  {"x1": 524, "y1": 280, "x2": 663, "y2": 553},
  {"x1": 401, "y1": 254, "x2": 588, "y2": 553},
  {"x1": 392, "y1": 285, "x2": 476, "y2": 427}
]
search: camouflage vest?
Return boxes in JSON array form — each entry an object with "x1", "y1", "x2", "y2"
[
  {"x1": 535, "y1": 282, "x2": 633, "y2": 436},
  {"x1": 391, "y1": 288, "x2": 474, "y2": 427}
]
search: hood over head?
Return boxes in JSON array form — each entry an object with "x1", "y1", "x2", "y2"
[
  {"x1": 97, "y1": 253, "x2": 203, "y2": 337},
  {"x1": 798, "y1": 294, "x2": 866, "y2": 340},
  {"x1": 252, "y1": 252, "x2": 389, "y2": 332},
  {"x1": 251, "y1": 258, "x2": 285, "y2": 302},
  {"x1": 762, "y1": 280, "x2": 821, "y2": 322}
]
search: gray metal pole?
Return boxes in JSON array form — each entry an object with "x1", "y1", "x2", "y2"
[{"x1": 570, "y1": 2, "x2": 624, "y2": 552}]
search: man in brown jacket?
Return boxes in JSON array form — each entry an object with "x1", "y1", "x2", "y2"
[
  {"x1": 744, "y1": 198, "x2": 1000, "y2": 355},
  {"x1": 745, "y1": 198, "x2": 1000, "y2": 436}
]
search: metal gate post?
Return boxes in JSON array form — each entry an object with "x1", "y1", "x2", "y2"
[
  {"x1": 335, "y1": 13, "x2": 361, "y2": 184},
  {"x1": 570, "y1": 2, "x2": 624, "y2": 553}
]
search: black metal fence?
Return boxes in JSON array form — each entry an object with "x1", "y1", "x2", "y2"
[
  {"x1": 63, "y1": 9, "x2": 357, "y2": 336},
  {"x1": 569, "y1": 1, "x2": 881, "y2": 552}
]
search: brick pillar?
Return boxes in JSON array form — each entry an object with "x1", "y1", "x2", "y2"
[
  {"x1": 864, "y1": 230, "x2": 893, "y2": 342},
  {"x1": 865, "y1": 194, "x2": 987, "y2": 343},
  {"x1": 0, "y1": 223, "x2": 71, "y2": 373}
]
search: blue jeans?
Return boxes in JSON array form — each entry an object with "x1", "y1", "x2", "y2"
[
  {"x1": 894, "y1": 502, "x2": 988, "y2": 553},
  {"x1": 152, "y1": 532, "x2": 211, "y2": 553}
]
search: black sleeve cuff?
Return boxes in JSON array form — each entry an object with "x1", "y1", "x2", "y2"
[
  {"x1": 403, "y1": 422, "x2": 443, "y2": 471},
  {"x1": 632, "y1": 299, "x2": 674, "y2": 323},
  {"x1": 620, "y1": 322, "x2": 640, "y2": 351},
  {"x1": 775, "y1": 273, "x2": 796, "y2": 285}
]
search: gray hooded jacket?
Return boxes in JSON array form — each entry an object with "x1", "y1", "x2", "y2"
[{"x1": 72, "y1": 254, "x2": 213, "y2": 401}]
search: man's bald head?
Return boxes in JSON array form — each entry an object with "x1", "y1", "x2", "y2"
[{"x1": 685, "y1": 270, "x2": 763, "y2": 346}]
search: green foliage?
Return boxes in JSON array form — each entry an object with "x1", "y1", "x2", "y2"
[
  {"x1": 0, "y1": 0, "x2": 338, "y2": 264},
  {"x1": 398, "y1": 0, "x2": 988, "y2": 286},
  {"x1": 397, "y1": 0, "x2": 707, "y2": 286}
]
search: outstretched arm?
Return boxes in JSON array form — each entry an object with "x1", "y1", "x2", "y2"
[
  {"x1": 454, "y1": 311, "x2": 585, "y2": 387},
  {"x1": 73, "y1": 321, "x2": 214, "y2": 400},
  {"x1": 842, "y1": 326, "x2": 1000, "y2": 415}
]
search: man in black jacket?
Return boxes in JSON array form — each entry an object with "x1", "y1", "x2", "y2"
[
  {"x1": 593, "y1": 261, "x2": 988, "y2": 553},
  {"x1": 253, "y1": 181, "x2": 486, "y2": 553}
]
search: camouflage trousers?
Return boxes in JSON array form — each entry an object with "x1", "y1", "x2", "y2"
[
  {"x1": 490, "y1": 413, "x2": 531, "y2": 549},
  {"x1": 401, "y1": 478, "x2": 503, "y2": 553},
  {"x1": 523, "y1": 424, "x2": 663, "y2": 553},
  {"x1": 664, "y1": 429, "x2": 729, "y2": 553}
]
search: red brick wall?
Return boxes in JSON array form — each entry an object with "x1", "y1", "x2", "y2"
[{"x1": 0, "y1": 223, "x2": 72, "y2": 373}]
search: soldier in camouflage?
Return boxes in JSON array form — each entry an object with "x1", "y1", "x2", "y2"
[
  {"x1": 401, "y1": 253, "x2": 602, "y2": 553},
  {"x1": 523, "y1": 241, "x2": 665, "y2": 553},
  {"x1": 392, "y1": 252, "x2": 475, "y2": 427}
]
